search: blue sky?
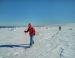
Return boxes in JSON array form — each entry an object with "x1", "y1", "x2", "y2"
[{"x1": 0, "y1": 0, "x2": 75, "y2": 26}]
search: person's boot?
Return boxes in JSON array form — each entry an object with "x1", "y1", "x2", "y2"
[
  {"x1": 30, "y1": 43, "x2": 32, "y2": 47},
  {"x1": 32, "y1": 41, "x2": 34, "y2": 44}
]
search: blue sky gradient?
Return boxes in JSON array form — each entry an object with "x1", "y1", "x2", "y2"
[{"x1": 0, "y1": 0, "x2": 75, "y2": 26}]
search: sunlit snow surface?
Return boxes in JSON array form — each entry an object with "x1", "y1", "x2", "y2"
[{"x1": 0, "y1": 24, "x2": 75, "y2": 58}]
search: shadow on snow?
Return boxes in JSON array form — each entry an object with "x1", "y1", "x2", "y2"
[{"x1": 0, "y1": 44, "x2": 31, "y2": 48}]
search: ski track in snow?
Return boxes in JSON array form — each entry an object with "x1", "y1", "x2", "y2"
[{"x1": 0, "y1": 25, "x2": 75, "y2": 58}]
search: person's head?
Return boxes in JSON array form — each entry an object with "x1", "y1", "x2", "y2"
[{"x1": 28, "y1": 23, "x2": 32, "y2": 27}]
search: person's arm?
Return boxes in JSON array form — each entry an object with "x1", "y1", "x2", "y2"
[{"x1": 24, "y1": 28, "x2": 29, "y2": 33}]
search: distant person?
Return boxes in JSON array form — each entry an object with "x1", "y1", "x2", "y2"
[
  {"x1": 24, "y1": 23, "x2": 35, "y2": 47},
  {"x1": 59, "y1": 26, "x2": 61, "y2": 31}
]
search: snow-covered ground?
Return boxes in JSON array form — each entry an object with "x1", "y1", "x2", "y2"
[{"x1": 0, "y1": 23, "x2": 75, "y2": 58}]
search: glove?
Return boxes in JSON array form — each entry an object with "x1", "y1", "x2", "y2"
[{"x1": 24, "y1": 31, "x2": 27, "y2": 33}]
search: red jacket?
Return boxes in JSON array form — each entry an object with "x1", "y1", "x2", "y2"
[{"x1": 25, "y1": 24, "x2": 35, "y2": 36}]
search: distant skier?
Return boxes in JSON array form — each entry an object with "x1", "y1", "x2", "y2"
[
  {"x1": 24, "y1": 23, "x2": 35, "y2": 47},
  {"x1": 59, "y1": 26, "x2": 61, "y2": 31}
]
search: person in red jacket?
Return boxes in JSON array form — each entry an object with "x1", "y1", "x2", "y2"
[{"x1": 24, "y1": 23, "x2": 35, "y2": 46}]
